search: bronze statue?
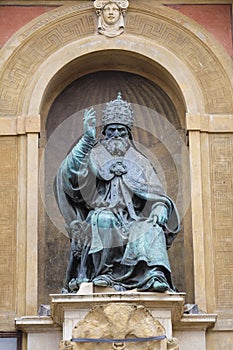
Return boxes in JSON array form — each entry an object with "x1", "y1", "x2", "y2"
[{"x1": 54, "y1": 93, "x2": 180, "y2": 293}]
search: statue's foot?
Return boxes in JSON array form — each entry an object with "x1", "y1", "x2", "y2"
[
  {"x1": 61, "y1": 287, "x2": 69, "y2": 294},
  {"x1": 93, "y1": 277, "x2": 109, "y2": 287},
  {"x1": 68, "y1": 278, "x2": 79, "y2": 292},
  {"x1": 152, "y1": 281, "x2": 169, "y2": 292},
  {"x1": 113, "y1": 284, "x2": 126, "y2": 292}
]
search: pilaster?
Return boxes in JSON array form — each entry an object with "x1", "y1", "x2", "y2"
[{"x1": 0, "y1": 114, "x2": 40, "y2": 322}]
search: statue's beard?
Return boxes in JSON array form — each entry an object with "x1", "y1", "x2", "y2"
[{"x1": 102, "y1": 137, "x2": 130, "y2": 156}]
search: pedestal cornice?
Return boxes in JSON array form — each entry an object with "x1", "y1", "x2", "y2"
[
  {"x1": 50, "y1": 292, "x2": 185, "y2": 326},
  {"x1": 15, "y1": 316, "x2": 61, "y2": 333},
  {"x1": 174, "y1": 313, "x2": 217, "y2": 331}
]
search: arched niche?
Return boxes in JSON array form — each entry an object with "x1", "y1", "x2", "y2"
[{"x1": 39, "y1": 68, "x2": 193, "y2": 305}]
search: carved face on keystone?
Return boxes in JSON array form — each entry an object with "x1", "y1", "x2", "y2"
[{"x1": 103, "y1": 2, "x2": 120, "y2": 24}]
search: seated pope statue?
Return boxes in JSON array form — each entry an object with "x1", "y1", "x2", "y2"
[{"x1": 54, "y1": 93, "x2": 180, "y2": 293}]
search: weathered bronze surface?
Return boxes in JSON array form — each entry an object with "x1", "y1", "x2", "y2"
[{"x1": 54, "y1": 93, "x2": 180, "y2": 293}]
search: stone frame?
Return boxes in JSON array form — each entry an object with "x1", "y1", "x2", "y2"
[{"x1": 0, "y1": 1, "x2": 232, "y2": 330}]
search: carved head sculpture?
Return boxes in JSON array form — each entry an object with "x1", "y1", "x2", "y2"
[
  {"x1": 103, "y1": 2, "x2": 121, "y2": 25},
  {"x1": 93, "y1": 0, "x2": 129, "y2": 37}
]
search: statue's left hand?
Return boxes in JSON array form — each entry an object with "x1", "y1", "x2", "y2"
[{"x1": 153, "y1": 205, "x2": 168, "y2": 226}]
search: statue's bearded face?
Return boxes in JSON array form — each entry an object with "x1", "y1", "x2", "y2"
[
  {"x1": 104, "y1": 124, "x2": 129, "y2": 139},
  {"x1": 102, "y1": 123, "x2": 130, "y2": 156}
]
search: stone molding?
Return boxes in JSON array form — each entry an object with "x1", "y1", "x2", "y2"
[
  {"x1": 174, "y1": 314, "x2": 217, "y2": 331},
  {"x1": 50, "y1": 292, "x2": 185, "y2": 328},
  {"x1": 15, "y1": 316, "x2": 61, "y2": 333},
  {"x1": 186, "y1": 114, "x2": 233, "y2": 132},
  {"x1": 25, "y1": 35, "x2": 203, "y2": 119},
  {"x1": 0, "y1": 115, "x2": 40, "y2": 135}
]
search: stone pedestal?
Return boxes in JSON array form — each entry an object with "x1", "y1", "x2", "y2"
[
  {"x1": 50, "y1": 290, "x2": 185, "y2": 341},
  {"x1": 16, "y1": 289, "x2": 217, "y2": 350}
]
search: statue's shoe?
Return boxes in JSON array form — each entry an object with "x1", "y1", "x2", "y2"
[
  {"x1": 152, "y1": 281, "x2": 169, "y2": 292},
  {"x1": 93, "y1": 277, "x2": 109, "y2": 287},
  {"x1": 113, "y1": 284, "x2": 126, "y2": 292}
]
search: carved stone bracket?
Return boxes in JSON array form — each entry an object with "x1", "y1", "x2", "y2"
[{"x1": 59, "y1": 303, "x2": 179, "y2": 349}]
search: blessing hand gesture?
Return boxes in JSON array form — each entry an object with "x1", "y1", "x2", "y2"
[{"x1": 83, "y1": 107, "x2": 96, "y2": 139}]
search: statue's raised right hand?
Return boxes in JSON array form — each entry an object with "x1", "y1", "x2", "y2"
[{"x1": 83, "y1": 107, "x2": 96, "y2": 139}]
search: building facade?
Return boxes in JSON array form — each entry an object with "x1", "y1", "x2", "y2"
[{"x1": 0, "y1": 1, "x2": 232, "y2": 349}]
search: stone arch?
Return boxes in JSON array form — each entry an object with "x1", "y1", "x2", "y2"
[
  {"x1": 27, "y1": 41, "x2": 202, "y2": 131},
  {"x1": 0, "y1": 1, "x2": 232, "y2": 120}
]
